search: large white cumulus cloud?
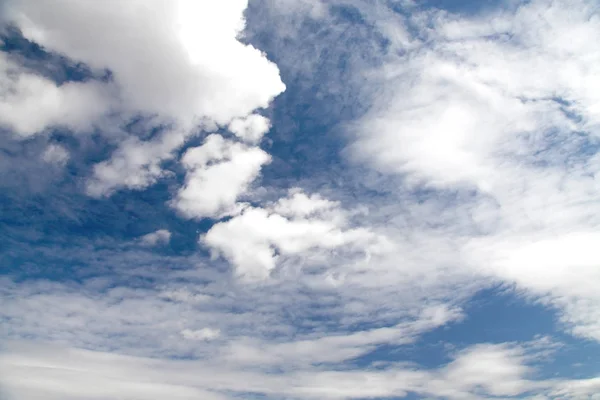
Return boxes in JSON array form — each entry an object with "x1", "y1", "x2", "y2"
[
  {"x1": 2, "y1": 0, "x2": 285, "y2": 195},
  {"x1": 5, "y1": 0, "x2": 285, "y2": 127}
]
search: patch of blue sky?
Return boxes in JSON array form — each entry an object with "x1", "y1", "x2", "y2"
[{"x1": 244, "y1": 1, "x2": 390, "y2": 190}]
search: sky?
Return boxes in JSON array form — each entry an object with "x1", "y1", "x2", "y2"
[{"x1": 1, "y1": 0, "x2": 600, "y2": 399}]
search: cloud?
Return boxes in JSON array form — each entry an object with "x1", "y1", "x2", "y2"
[
  {"x1": 228, "y1": 114, "x2": 272, "y2": 144},
  {"x1": 0, "y1": 237, "x2": 597, "y2": 399},
  {"x1": 85, "y1": 129, "x2": 188, "y2": 197},
  {"x1": 0, "y1": 52, "x2": 112, "y2": 137},
  {"x1": 158, "y1": 288, "x2": 212, "y2": 304},
  {"x1": 139, "y1": 229, "x2": 171, "y2": 247},
  {"x1": 219, "y1": 304, "x2": 462, "y2": 368},
  {"x1": 203, "y1": 189, "x2": 384, "y2": 280},
  {"x1": 464, "y1": 230, "x2": 600, "y2": 341},
  {"x1": 3, "y1": 0, "x2": 285, "y2": 194},
  {"x1": 335, "y1": 0, "x2": 600, "y2": 343},
  {"x1": 42, "y1": 143, "x2": 69, "y2": 166},
  {"x1": 181, "y1": 328, "x2": 221, "y2": 341},
  {"x1": 3, "y1": 1, "x2": 600, "y2": 399},
  {"x1": 1, "y1": 337, "x2": 597, "y2": 400},
  {"x1": 435, "y1": 343, "x2": 537, "y2": 397},
  {"x1": 170, "y1": 134, "x2": 272, "y2": 220},
  {"x1": 4, "y1": 0, "x2": 285, "y2": 127}
]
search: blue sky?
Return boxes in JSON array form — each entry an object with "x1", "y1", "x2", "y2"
[{"x1": 1, "y1": 0, "x2": 600, "y2": 399}]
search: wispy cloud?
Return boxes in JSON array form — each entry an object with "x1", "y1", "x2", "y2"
[
  {"x1": 1, "y1": 337, "x2": 597, "y2": 399},
  {"x1": 332, "y1": 0, "x2": 600, "y2": 342}
]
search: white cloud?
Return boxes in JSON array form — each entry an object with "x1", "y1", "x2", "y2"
[
  {"x1": 273, "y1": 189, "x2": 341, "y2": 219},
  {"x1": 203, "y1": 189, "x2": 382, "y2": 280},
  {"x1": 5, "y1": 0, "x2": 285, "y2": 128},
  {"x1": 2, "y1": 338, "x2": 597, "y2": 400},
  {"x1": 0, "y1": 343, "x2": 230, "y2": 400},
  {"x1": 219, "y1": 304, "x2": 462, "y2": 368},
  {"x1": 139, "y1": 229, "x2": 171, "y2": 247},
  {"x1": 0, "y1": 52, "x2": 112, "y2": 137},
  {"x1": 3, "y1": 0, "x2": 285, "y2": 194},
  {"x1": 85, "y1": 129, "x2": 188, "y2": 197},
  {"x1": 181, "y1": 328, "x2": 220, "y2": 341},
  {"x1": 339, "y1": 0, "x2": 600, "y2": 343},
  {"x1": 434, "y1": 343, "x2": 537, "y2": 397},
  {"x1": 464, "y1": 230, "x2": 600, "y2": 341},
  {"x1": 170, "y1": 134, "x2": 271, "y2": 219},
  {"x1": 42, "y1": 144, "x2": 70, "y2": 166},
  {"x1": 550, "y1": 377, "x2": 600, "y2": 399},
  {"x1": 0, "y1": 249, "x2": 596, "y2": 400},
  {"x1": 228, "y1": 114, "x2": 271, "y2": 144}
]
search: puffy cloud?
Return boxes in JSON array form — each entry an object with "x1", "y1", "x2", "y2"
[
  {"x1": 3, "y1": 0, "x2": 285, "y2": 194},
  {"x1": 4, "y1": 0, "x2": 285, "y2": 128},
  {"x1": 203, "y1": 190, "x2": 383, "y2": 280},
  {"x1": 85, "y1": 129, "x2": 188, "y2": 197},
  {"x1": 170, "y1": 134, "x2": 271, "y2": 220},
  {"x1": 273, "y1": 189, "x2": 341, "y2": 219},
  {"x1": 0, "y1": 52, "x2": 112, "y2": 137},
  {"x1": 228, "y1": 114, "x2": 271, "y2": 144},
  {"x1": 139, "y1": 229, "x2": 172, "y2": 247},
  {"x1": 42, "y1": 143, "x2": 69, "y2": 166}
]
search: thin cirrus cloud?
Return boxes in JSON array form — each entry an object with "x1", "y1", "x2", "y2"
[
  {"x1": 1, "y1": 0, "x2": 600, "y2": 399},
  {"x1": 1, "y1": 338, "x2": 598, "y2": 399}
]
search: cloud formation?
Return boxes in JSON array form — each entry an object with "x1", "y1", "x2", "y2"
[
  {"x1": 139, "y1": 229, "x2": 172, "y2": 247},
  {"x1": 171, "y1": 134, "x2": 272, "y2": 220},
  {"x1": 3, "y1": 0, "x2": 285, "y2": 195},
  {"x1": 0, "y1": 51, "x2": 112, "y2": 137},
  {"x1": 343, "y1": 0, "x2": 600, "y2": 342},
  {"x1": 2, "y1": 338, "x2": 599, "y2": 400},
  {"x1": 2, "y1": 0, "x2": 600, "y2": 399}
]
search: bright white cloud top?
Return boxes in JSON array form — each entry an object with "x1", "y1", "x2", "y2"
[
  {"x1": 2, "y1": 0, "x2": 284, "y2": 196},
  {"x1": 1, "y1": 0, "x2": 600, "y2": 399}
]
